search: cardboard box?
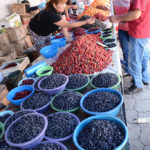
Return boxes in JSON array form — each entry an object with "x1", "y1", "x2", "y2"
[
  {"x1": 0, "y1": 49, "x2": 17, "y2": 63},
  {"x1": 20, "y1": 13, "x2": 31, "y2": 25},
  {"x1": 0, "y1": 44, "x2": 14, "y2": 56},
  {"x1": 0, "y1": 84, "x2": 9, "y2": 106},
  {"x1": 0, "y1": 13, "x2": 22, "y2": 30},
  {"x1": 7, "y1": 25, "x2": 26, "y2": 43},
  {"x1": 12, "y1": 3, "x2": 26, "y2": 15},
  {"x1": 12, "y1": 35, "x2": 32, "y2": 56},
  {"x1": 0, "y1": 32, "x2": 10, "y2": 45}
]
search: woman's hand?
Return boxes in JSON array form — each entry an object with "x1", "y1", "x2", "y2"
[{"x1": 86, "y1": 18, "x2": 95, "y2": 24}]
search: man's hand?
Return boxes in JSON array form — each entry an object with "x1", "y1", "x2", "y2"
[{"x1": 109, "y1": 15, "x2": 119, "y2": 23}]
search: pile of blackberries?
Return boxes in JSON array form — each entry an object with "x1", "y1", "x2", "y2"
[
  {"x1": 22, "y1": 92, "x2": 51, "y2": 110},
  {"x1": 5, "y1": 110, "x2": 35, "y2": 129},
  {"x1": 92, "y1": 73, "x2": 119, "y2": 88},
  {"x1": 78, "y1": 119, "x2": 125, "y2": 150},
  {"x1": 0, "y1": 140, "x2": 21, "y2": 150},
  {"x1": 34, "y1": 77, "x2": 43, "y2": 91},
  {"x1": 32, "y1": 142, "x2": 64, "y2": 150},
  {"x1": 40, "y1": 74, "x2": 67, "y2": 89},
  {"x1": 21, "y1": 79, "x2": 34, "y2": 86},
  {"x1": 7, "y1": 114, "x2": 45, "y2": 143},
  {"x1": 106, "y1": 43, "x2": 117, "y2": 48},
  {"x1": 45, "y1": 113, "x2": 78, "y2": 139},
  {"x1": 78, "y1": 15, "x2": 106, "y2": 30},
  {"x1": 66, "y1": 74, "x2": 88, "y2": 90},
  {"x1": 41, "y1": 70, "x2": 50, "y2": 74},
  {"x1": 88, "y1": 27, "x2": 100, "y2": 32},
  {"x1": 52, "y1": 91, "x2": 82, "y2": 111},
  {"x1": 0, "y1": 113, "x2": 12, "y2": 123},
  {"x1": 83, "y1": 92, "x2": 121, "y2": 112},
  {"x1": 14, "y1": 90, "x2": 31, "y2": 100},
  {"x1": 103, "y1": 38, "x2": 115, "y2": 43}
]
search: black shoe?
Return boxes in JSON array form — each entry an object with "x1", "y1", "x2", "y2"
[
  {"x1": 124, "y1": 84, "x2": 143, "y2": 95},
  {"x1": 143, "y1": 81, "x2": 150, "y2": 85}
]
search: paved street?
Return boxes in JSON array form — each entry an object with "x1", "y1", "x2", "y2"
[{"x1": 123, "y1": 65, "x2": 150, "y2": 150}]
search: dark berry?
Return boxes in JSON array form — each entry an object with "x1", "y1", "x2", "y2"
[
  {"x1": 0, "y1": 113, "x2": 12, "y2": 123},
  {"x1": 14, "y1": 90, "x2": 31, "y2": 100}
]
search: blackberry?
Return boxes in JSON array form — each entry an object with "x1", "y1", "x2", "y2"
[
  {"x1": 34, "y1": 77, "x2": 44, "y2": 91},
  {"x1": 5, "y1": 110, "x2": 35, "y2": 129},
  {"x1": 78, "y1": 119, "x2": 125, "y2": 150},
  {"x1": 0, "y1": 140, "x2": 21, "y2": 150},
  {"x1": 92, "y1": 73, "x2": 118, "y2": 88},
  {"x1": 103, "y1": 38, "x2": 115, "y2": 43},
  {"x1": 32, "y1": 142, "x2": 65, "y2": 150},
  {"x1": 40, "y1": 74, "x2": 67, "y2": 89},
  {"x1": 41, "y1": 70, "x2": 50, "y2": 74},
  {"x1": 83, "y1": 92, "x2": 121, "y2": 112},
  {"x1": 0, "y1": 113, "x2": 12, "y2": 123},
  {"x1": 66, "y1": 74, "x2": 88, "y2": 90},
  {"x1": 106, "y1": 43, "x2": 117, "y2": 48},
  {"x1": 7, "y1": 114, "x2": 45, "y2": 143},
  {"x1": 52, "y1": 91, "x2": 82, "y2": 111},
  {"x1": 22, "y1": 92, "x2": 51, "y2": 110},
  {"x1": 45, "y1": 113, "x2": 78, "y2": 139}
]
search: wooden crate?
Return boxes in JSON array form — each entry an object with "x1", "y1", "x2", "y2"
[
  {"x1": 0, "y1": 84, "x2": 9, "y2": 106},
  {"x1": 12, "y1": 4, "x2": 26, "y2": 15}
]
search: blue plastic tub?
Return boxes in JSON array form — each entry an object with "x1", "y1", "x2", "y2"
[
  {"x1": 86, "y1": 29, "x2": 101, "y2": 34},
  {"x1": 51, "y1": 38, "x2": 66, "y2": 48},
  {"x1": 80, "y1": 88, "x2": 123, "y2": 116},
  {"x1": 7, "y1": 85, "x2": 35, "y2": 106},
  {"x1": 40, "y1": 45, "x2": 58, "y2": 58},
  {"x1": 5, "y1": 113, "x2": 48, "y2": 150},
  {"x1": 50, "y1": 33, "x2": 64, "y2": 40},
  {"x1": 73, "y1": 115, "x2": 128, "y2": 150},
  {"x1": 38, "y1": 2, "x2": 46, "y2": 9},
  {"x1": 0, "y1": 110, "x2": 14, "y2": 119},
  {"x1": 18, "y1": 77, "x2": 35, "y2": 86}
]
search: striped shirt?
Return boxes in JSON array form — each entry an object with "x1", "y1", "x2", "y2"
[{"x1": 113, "y1": 0, "x2": 130, "y2": 31}]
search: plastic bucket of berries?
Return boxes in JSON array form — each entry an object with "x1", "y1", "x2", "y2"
[
  {"x1": 80, "y1": 88, "x2": 123, "y2": 116},
  {"x1": 29, "y1": 141, "x2": 67, "y2": 150},
  {"x1": 0, "y1": 122, "x2": 5, "y2": 139},
  {"x1": 73, "y1": 115, "x2": 128, "y2": 150},
  {"x1": 5, "y1": 113, "x2": 48, "y2": 149},
  {"x1": 45, "y1": 112, "x2": 80, "y2": 142},
  {"x1": 36, "y1": 66, "x2": 53, "y2": 77},
  {"x1": 38, "y1": 74, "x2": 69, "y2": 96},
  {"x1": 90, "y1": 72, "x2": 121, "y2": 90},
  {"x1": 50, "y1": 91, "x2": 83, "y2": 113},
  {"x1": 7, "y1": 85, "x2": 35, "y2": 105},
  {"x1": 18, "y1": 77, "x2": 35, "y2": 86},
  {"x1": 0, "y1": 110, "x2": 14, "y2": 124}
]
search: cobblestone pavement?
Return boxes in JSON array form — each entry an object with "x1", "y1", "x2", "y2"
[{"x1": 123, "y1": 66, "x2": 150, "y2": 150}]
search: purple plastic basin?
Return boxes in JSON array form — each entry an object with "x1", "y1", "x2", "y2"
[
  {"x1": 45, "y1": 112, "x2": 80, "y2": 142},
  {"x1": 5, "y1": 113, "x2": 48, "y2": 150},
  {"x1": 38, "y1": 74, "x2": 69, "y2": 96},
  {"x1": 30, "y1": 141, "x2": 68, "y2": 150},
  {"x1": 20, "y1": 95, "x2": 52, "y2": 114}
]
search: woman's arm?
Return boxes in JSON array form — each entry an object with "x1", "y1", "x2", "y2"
[
  {"x1": 61, "y1": 15, "x2": 69, "y2": 40},
  {"x1": 54, "y1": 18, "x2": 95, "y2": 28}
]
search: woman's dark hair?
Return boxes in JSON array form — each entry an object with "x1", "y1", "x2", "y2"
[{"x1": 45, "y1": 0, "x2": 67, "y2": 11}]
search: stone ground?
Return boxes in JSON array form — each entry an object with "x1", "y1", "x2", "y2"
[{"x1": 123, "y1": 62, "x2": 150, "y2": 150}]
